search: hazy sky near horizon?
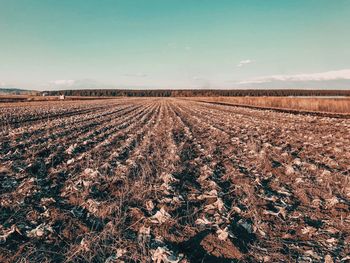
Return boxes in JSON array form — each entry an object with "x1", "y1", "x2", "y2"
[{"x1": 1, "y1": 0, "x2": 350, "y2": 90}]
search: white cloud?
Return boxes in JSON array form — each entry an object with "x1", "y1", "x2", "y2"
[
  {"x1": 238, "y1": 79, "x2": 267, "y2": 85},
  {"x1": 167, "y1": 43, "x2": 192, "y2": 51},
  {"x1": 49, "y1": 80, "x2": 75, "y2": 86},
  {"x1": 238, "y1": 69, "x2": 350, "y2": 85},
  {"x1": 237, "y1": 59, "x2": 253, "y2": 68},
  {"x1": 122, "y1": 73, "x2": 148, "y2": 78},
  {"x1": 167, "y1": 43, "x2": 177, "y2": 48}
]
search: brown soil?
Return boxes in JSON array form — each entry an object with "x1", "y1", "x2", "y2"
[{"x1": 0, "y1": 98, "x2": 349, "y2": 262}]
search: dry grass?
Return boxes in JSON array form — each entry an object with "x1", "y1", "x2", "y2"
[{"x1": 191, "y1": 96, "x2": 350, "y2": 114}]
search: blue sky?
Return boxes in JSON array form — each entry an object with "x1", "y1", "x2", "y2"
[{"x1": 0, "y1": 0, "x2": 350, "y2": 90}]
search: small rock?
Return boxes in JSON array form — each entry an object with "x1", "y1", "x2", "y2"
[
  {"x1": 216, "y1": 227, "x2": 229, "y2": 241},
  {"x1": 325, "y1": 254, "x2": 334, "y2": 263},
  {"x1": 150, "y1": 208, "x2": 171, "y2": 224},
  {"x1": 145, "y1": 200, "x2": 154, "y2": 211}
]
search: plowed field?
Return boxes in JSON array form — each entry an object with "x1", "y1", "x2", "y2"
[{"x1": 1, "y1": 98, "x2": 349, "y2": 262}]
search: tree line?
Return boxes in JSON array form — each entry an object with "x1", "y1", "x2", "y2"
[{"x1": 43, "y1": 89, "x2": 350, "y2": 97}]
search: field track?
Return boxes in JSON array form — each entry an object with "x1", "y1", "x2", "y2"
[{"x1": 1, "y1": 98, "x2": 349, "y2": 262}]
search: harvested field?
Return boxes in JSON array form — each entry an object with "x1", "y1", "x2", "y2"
[
  {"x1": 0, "y1": 98, "x2": 349, "y2": 262},
  {"x1": 0, "y1": 95, "x2": 116, "y2": 103}
]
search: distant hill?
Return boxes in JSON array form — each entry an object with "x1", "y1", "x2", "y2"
[{"x1": 0, "y1": 88, "x2": 38, "y2": 95}]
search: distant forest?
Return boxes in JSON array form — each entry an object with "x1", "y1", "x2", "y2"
[
  {"x1": 0, "y1": 88, "x2": 38, "y2": 95},
  {"x1": 44, "y1": 89, "x2": 350, "y2": 97}
]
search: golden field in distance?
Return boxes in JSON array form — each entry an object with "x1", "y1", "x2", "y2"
[{"x1": 190, "y1": 96, "x2": 350, "y2": 114}]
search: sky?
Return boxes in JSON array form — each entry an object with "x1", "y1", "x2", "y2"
[{"x1": 0, "y1": 0, "x2": 350, "y2": 90}]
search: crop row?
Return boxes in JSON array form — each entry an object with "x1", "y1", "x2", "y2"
[{"x1": 0, "y1": 98, "x2": 349, "y2": 262}]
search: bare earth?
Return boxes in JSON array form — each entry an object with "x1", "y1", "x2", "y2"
[{"x1": 0, "y1": 98, "x2": 349, "y2": 262}]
